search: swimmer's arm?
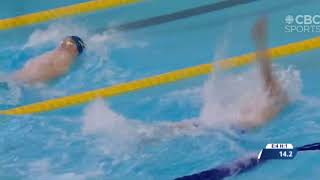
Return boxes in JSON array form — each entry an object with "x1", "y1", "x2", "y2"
[
  {"x1": 164, "y1": 120, "x2": 200, "y2": 132},
  {"x1": 11, "y1": 52, "x2": 65, "y2": 83},
  {"x1": 10, "y1": 64, "x2": 35, "y2": 83},
  {"x1": 10, "y1": 53, "x2": 52, "y2": 83},
  {"x1": 11, "y1": 70, "x2": 26, "y2": 82},
  {"x1": 252, "y1": 17, "x2": 281, "y2": 97},
  {"x1": 238, "y1": 17, "x2": 289, "y2": 129}
]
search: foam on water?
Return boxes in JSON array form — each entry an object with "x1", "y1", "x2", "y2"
[
  {"x1": 82, "y1": 99, "x2": 153, "y2": 157},
  {"x1": 81, "y1": 99, "x2": 206, "y2": 157},
  {"x1": 0, "y1": 80, "x2": 21, "y2": 105},
  {"x1": 28, "y1": 159, "x2": 102, "y2": 180},
  {"x1": 199, "y1": 65, "x2": 302, "y2": 128},
  {"x1": 82, "y1": 99, "x2": 137, "y2": 138},
  {"x1": 24, "y1": 22, "x2": 89, "y2": 49},
  {"x1": 158, "y1": 87, "x2": 202, "y2": 107},
  {"x1": 24, "y1": 22, "x2": 147, "y2": 60}
]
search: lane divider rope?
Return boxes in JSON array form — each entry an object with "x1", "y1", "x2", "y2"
[
  {"x1": 112, "y1": 0, "x2": 258, "y2": 31},
  {"x1": 0, "y1": 0, "x2": 141, "y2": 30},
  {"x1": 1, "y1": 36, "x2": 319, "y2": 115}
]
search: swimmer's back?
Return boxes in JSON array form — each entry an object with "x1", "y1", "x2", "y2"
[{"x1": 13, "y1": 50, "x2": 74, "y2": 84}]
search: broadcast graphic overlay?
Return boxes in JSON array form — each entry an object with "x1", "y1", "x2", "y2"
[
  {"x1": 258, "y1": 143, "x2": 298, "y2": 160},
  {"x1": 176, "y1": 142, "x2": 320, "y2": 180}
]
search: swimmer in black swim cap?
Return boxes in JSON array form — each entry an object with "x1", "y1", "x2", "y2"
[
  {"x1": 11, "y1": 36, "x2": 86, "y2": 84},
  {"x1": 61, "y1": 36, "x2": 86, "y2": 55}
]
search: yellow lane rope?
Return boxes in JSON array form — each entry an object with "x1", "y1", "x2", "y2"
[
  {"x1": 0, "y1": 0, "x2": 141, "y2": 30},
  {"x1": 1, "y1": 36, "x2": 319, "y2": 115}
]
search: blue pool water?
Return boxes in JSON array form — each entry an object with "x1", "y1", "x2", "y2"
[{"x1": 0, "y1": 0, "x2": 320, "y2": 179}]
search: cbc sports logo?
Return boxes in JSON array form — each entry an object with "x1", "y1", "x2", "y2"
[{"x1": 285, "y1": 15, "x2": 320, "y2": 33}]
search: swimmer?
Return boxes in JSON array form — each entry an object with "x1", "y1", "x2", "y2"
[
  {"x1": 10, "y1": 36, "x2": 85, "y2": 84},
  {"x1": 167, "y1": 18, "x2": 288, "y2": 132}
]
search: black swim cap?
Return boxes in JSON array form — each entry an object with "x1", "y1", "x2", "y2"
[{"x1": 68, "y1": 36, "x2": 86, "y2": 54}]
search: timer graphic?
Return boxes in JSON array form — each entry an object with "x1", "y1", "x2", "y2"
[{"x1": 258, "y1": 144, "x2": 298, "y2": 160}]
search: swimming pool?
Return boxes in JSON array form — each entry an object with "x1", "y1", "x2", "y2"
[{"x1": 0, "y1": 0, "x2": 320, "y2": 179}]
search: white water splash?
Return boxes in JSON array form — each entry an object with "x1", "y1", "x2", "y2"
[
  {"x1": 199, "y1": 65, "x2": 302, "y2": 128},
  {"x1": 24, "y1": 22, "x2": 89, "y2": 49},
  {"x1": 82, "y1": 99, "x2": 137, "y2": 137},
  {"x1": 28, "y1": 159, "x2": 102, "y2": 180},
  {"x1": 213, "y1": 22, "x2": 233, "y2": 62},
  {"x1": 80, "y1": 66, "x2": 302, "y2": 154},
  {"x1": 159, "y1": 87, "x2": 202, "y2": 107},
  {"x1": 24, "y1": 22, "x2": 147, "y2": 60},
  {"x1": 0, "y1": 78, "x2": 21, "y2": 105},
  {"x1": 82, "y1": 100, "x2": 148, "y2": 156},
  {"x1": 81, "y1": 100, "x2": 206, "y2": 156},
  {"x1": 87, "y1": 30, "x2": 147, "y2": 59}
]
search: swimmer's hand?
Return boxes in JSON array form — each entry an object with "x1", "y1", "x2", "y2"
[{"x1": 252, "y1": 16, "x2": 267, "y2": 49}]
